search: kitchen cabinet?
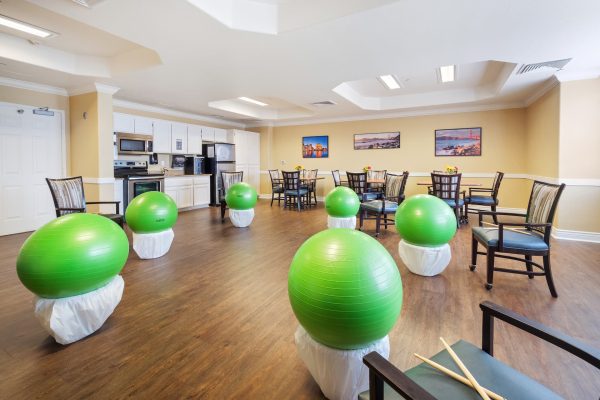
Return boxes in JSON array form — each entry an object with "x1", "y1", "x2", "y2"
[
  {"x1": 193, "y1": 176, "x2": 210, "y2": 206},
  {"x1": 165, "y1": 176, "x2": 211, "y2": 209},
  {"x1": 134, "y1": 116, "x2": 153, "y2": 135},
  {"x1": 171, "y1": 123, "x2": 188, "y2": 154},
  {"x1": 153, "y1": 119, "x2": 172, "y2": 154},
  {"x1": 201, "y1": 126, "x2": 215, "y2": 142},
  {"x1": 232, "y1": 130, "x2": 260, "y2": 193},
  {"x1": 113, "y1": 113, "x2": 134, "y2": 133},
  {"x1": 188, "y1": 124, "x2": 203, "y2": 155},
  {"x1": 214, "y1": 128, "x2": 228, "y2": 143}
]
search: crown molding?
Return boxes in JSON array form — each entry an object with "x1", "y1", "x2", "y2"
[
  {"x1": 0, "y1": 76, "x2": 68, "y2": 96},
  {"x1": 112, "y1": 99, "x2": 246, "y2": 128},
  {"x1": 245, "y1": 102, "x2": 525, "y2": 128},
  {"x1": 68, "y1": 83, "x2": 121, "y2": 96},
  {"x1": 523, "y1": 76, "x2": 559, "y2": 107}
]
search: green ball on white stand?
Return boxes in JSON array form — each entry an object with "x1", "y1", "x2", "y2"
[
  {"x1": 325, "y1": 187, "x2": 360, "y2": 229},
  {"x1": 226, "y1": 183, "x2": 257, "y2": 227},
  {"x1": 395, "y1": 195, "x2": 457, "y2": 276},
  {"x1": 126, "y1": 191, "x2": 178, "y2": 259}
]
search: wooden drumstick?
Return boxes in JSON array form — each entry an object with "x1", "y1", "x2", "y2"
[{"x1": 440, "y1": 337, "x2": 491, "y2": 400}]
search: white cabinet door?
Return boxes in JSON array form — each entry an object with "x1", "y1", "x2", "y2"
[
  {"x1": 225, "y1": 129, "x2": 236, "y2": 144},
  {"x1": 187, "y1": 124, "x2": 203, "y2": 155},
  {"x1": 134, "y1": 116, "x2": 153, "y2": 135},
  {"x1": 165, "y1": 189, "x2": 177, "y2": 204},
  {"x1": 171, "y1": 122, "x2": 188, "y2": 154},
  {"x1": 234, "y1": 130, "x2": 248, "y2": 164},
  {"x1": 193, "y1": 184, "x2": 210, "y2": 206},
  {"x1": 153, "y1": 119, "x2": 171, "y2": 154},
  {"x1": 246, "y1": 131, "x2": 260, "y2": 164},
  {"x1": 214, "y1": 128, "x2": 227, "y2": 143},
  {"x1": 247, "y1": 164, "x2": 260, "y2": 192},
  {"x1": 113, "y1": 113, "x2": 134, "y2": 133},
  {"x1": 178, "y1": 186, "x2": 193, "y2": 208},
  {"x1": 201, "y1": 126, "x2": 215, "y2": 142}
]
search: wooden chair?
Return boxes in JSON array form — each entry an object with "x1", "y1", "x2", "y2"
[
  {"x1": 367, "y1": 169, "x2": 387, "y2": 194},
  {"x1": 282, "y1": 171, "x2": 308, "y2": 211},
  {"x1": 347, "y1": 172, "x2": 379, "y2": 202},
  {"x1": 46, "y1": 176, "x2": 123, "y2": 227},
  {"x1": 302, "y1": 169, "x2": 319, "y2": 207},
  {"x1": 465, "y1": 171, "x2": 504, "y2": 224},
  {"x1": 220, "y1": 171, "x2": 244, "y2": 221},
  {"x1": 360, "y1": 301, "x2": 600, "y2": 400},
  {"x1": 268, "y1": 169, "x2": 284, "y2": 207},
  {"x1": 331, "y1": 170, "x2": 348, "y2": 187},
  {"x1": 470, "y1": 180, "x2": 566, "y2": 297},
  {"x1": 359, "y1": 172, "x2": 409, "y2": 236},
  {"x1": 431, "y1": 172, "x2": 463, "y2": 227}
]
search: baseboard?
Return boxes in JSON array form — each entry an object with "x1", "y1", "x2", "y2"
[{"x1": 551, "y1": 228, "x2": 600, "y2": 243}]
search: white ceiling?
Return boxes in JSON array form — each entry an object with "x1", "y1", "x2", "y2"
[{"x1": 0, "y1": 0, "x2": 599, "y2": 126}]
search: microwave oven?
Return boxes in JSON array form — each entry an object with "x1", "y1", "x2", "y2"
[{"x1": 116, "y1": 133, "x2": 153, "y2": 155}]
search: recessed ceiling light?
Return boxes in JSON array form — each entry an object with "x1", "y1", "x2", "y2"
[
  {"x1": 0, "y1": 14, "x2": 57, "y2": 38},
  {"x1": 439, "y1": 65, "x2": 455, "y2": 83},
  {"x1": 379, "y1": 75, "x2": 401, "y2": 90},
  {"x1": 238, "y1": 96, "x2": 268, "y2": 107}
]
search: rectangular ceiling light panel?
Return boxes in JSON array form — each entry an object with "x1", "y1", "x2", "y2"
[
  {"x1": 0, "y1": 14, "x2": 56, "y2": 38},
  {"x1": 379, "y1": 74, "x2": 401, "y2": 90},
  {"x1": 238, "y1": 97, "x2": 268, "y2": 107},
  {"x1": 439, "y1": 65, "x2": 455, "y2": 83}
]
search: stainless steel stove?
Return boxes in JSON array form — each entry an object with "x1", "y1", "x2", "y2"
[{"x1": 114, "y1": 160, "x2": 165, "y2": 209}]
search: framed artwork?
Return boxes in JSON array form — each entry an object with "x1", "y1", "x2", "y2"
[
  {"x1": 435, "y1": 127, "x2": 482, "y2": 156},
  {"x1": 302, "y1": 136, "x2": 329, "y2": 158},
  {"x1": 354, "y1": 132, "x2": 400, "y2": 150}
]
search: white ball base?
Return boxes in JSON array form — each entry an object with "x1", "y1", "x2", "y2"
[
  {"x1": 327, "y1": 215, "x2": 357, "y2": 229},
  {"x1": 230, "y1": 208, "x2": 255, "y2": 227},
  {"x1": 34, "y1": 275, "x2": 124, "y2": 345},
  {"x1": 132, "y1": 229, "x2": 174, "y2": 259},
  {"x1": 398, "y1": 239, "x2": 451, "y2": 276},
  {"x1": 295, "y1": 325, "x2": 389, "y2": 400}
]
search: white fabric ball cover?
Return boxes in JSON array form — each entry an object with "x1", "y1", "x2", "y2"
[
  {"x1": 327, "y1": 215, "x2": 357, "y2": 229},
  {"x1": 230, "y1": 208, "x2": 255, "y2": 227},
  {"x1": 132, "y1": 229, "x2": 174, "y2": 259},
  {"x1": 398, "y1": 239, "x2": 451, "y2": 276}
]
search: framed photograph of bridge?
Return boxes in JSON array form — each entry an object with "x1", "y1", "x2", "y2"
[
  {"x1": 435, "y1": 127, "x2": 482, "y2": 156},
  {"x1": 353, "y1": 132, "x2": 400, "y2": 150}
]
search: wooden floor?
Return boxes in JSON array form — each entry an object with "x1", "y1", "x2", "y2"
[{"x1": 1, "y1": 200, "x2": 599, "y2": 399}]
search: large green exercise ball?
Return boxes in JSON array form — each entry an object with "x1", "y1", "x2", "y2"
[
  {"x1": 16, "y1": 213, "x2": 129, "y2": 299},
  {"x1": 394, "y1": 194, "x2": 457, "y2": 246},
  {"x1": 325, "y1": 186, "x2": 360, "y2": 217},
  {"x1": 288, "y1": 229, "x2": 403, "y2": 349},
  {"x1": 125, "y1": 191, "x2": 178, "y2": 233},
  {"x1": 225, "y1": 182, "x2": 257, "y2": 210}
]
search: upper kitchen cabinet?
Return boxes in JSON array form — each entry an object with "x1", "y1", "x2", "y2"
[
  {"x1": 188, "y1": 124, "x2": 203, "y2": 155},
  {"x1": 214, "y1": 128, "x2": 228, "y2": 143},
  {"x1": 134, "y1": 116, "x2": 153, "y2": 135},
  {"x1": 171, "y1": 122, "x2": 188, "y2": 154},
  {"x1": 153, "y1": 119, "x2": 172, "y2": 153},
  {"x1": 113, "y1": 113, "x2": 134, "y2": 133},
  {"x1": 201, "y1": 126, "x2": 215, "y2": 142}
]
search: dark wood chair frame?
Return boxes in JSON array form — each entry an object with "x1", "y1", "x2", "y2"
[
  {"x1": 46, "y1": 176, "x2": 123, "y2": 228},
  {"x1": 220, "y1": 171, "x2": 244, "y2": 222},
  {"x1": 268, "y1": 169, "x2": 284, "y2": 207},
  {"x1": 302, "y1": 169, "x2": 319, "y2": 208},
  {"x1": 359, "y1": 172, "x2": 409, "y2": 236},
  {"x1": 430, "y1": 172, "x2": 463, "y2": 227},
  {"x1": 367, "y1": 169, "x2": 387, "y2": 194},
  {"x1": 470, "y1": 181, "x2": 566, "y2": 297},
  {"x1": 363, "y1": 301, "x2": 600, "y2": 400},
  {"x1": 282, "y1": 170, "x2": 305, "y2": 211},
  {"x1": 331, "y1": 170, "x2": 348, "y2": 187},
  {"x1": 346, "y1": 172, "x2": 369, "y2": 201},
  {"x1": 465, "y1": 171, "x2": 504, "y2": 224}
]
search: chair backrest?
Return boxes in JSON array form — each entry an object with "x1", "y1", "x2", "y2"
[
  {"x1": 431, "y1": 172, "x2": 461, "y2": 201},
  {"x1": 46, "y1": 177, "x2": 86, "y2": 217},
  {"x1": 383, "y1": 172, "x2": 409, "y2": 202},
  {"x1": 346, "y1": 172, "x2": 368, "y2": 195},
  {"x1": 526, "y1": 181, "x2": 566, "y2": 234},
  {"x1": 368, "y1": 169, "x2": 387, "y2": 180},
  {"x1": 332, "y1": 170, "x2": 342, "y2": 186},
  {"x1": 491, "y1": 171, "x2": 504, "y2": 199},
  {"x1": 304, "y1": 169, "x2": 318, "y2": 179},
  {"x1": 268, "y1": 169, "x2": 282, "y2": 186},
  {"x1": 282, "y1": 170, "x2": 301, "y2": 191},
  {"x1": 221, "y1": 171, "x2": 243, "y2": 193}
]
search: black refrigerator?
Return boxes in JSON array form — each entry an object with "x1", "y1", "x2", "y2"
[{"x1": 203, "y1": 143, "x2": 236, "y2": 205}]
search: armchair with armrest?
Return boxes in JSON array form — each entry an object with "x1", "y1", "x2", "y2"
[
  {"x1": 361, "y1": 301, "x2": 600, "y2": 400},
  {"x1": 359, "y1": 172, "x2": 409, "y2": 236},
  {"x1": 46, "y1": 177, "x2": 123, "y2": 228},
  {"x1": 220, "y1": 171, "x2": 244, "y2": 221},
  {"x1": 465, "y1": 171, "x2": 504, "y2": 224}
]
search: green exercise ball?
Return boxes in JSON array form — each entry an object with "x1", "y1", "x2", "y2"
[
  {"x1": 288, "y1": 229, "x2": 403, "y2": 350},
  {"x1": 16, "y1": 213, "x2": 129, "y2": 299},
  {"x1": 325, "y1": 186, "x2": 360, "y2": 217},
  {"x1": 394, "y1": 194, "x2": 457, "y2": 246},
  {"x1": 125, "y1": 191, "x2": 178, "y2": 233},
  {"x1": 225, "y1": 182, "x2": 257, "y2": 210}
]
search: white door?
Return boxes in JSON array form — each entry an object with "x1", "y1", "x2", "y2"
[{"x1": 0, "y1": 104, "x2": 63, "y2": 235}]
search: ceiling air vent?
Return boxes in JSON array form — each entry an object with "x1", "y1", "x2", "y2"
[
  {"x1": 517, "y1": 58, "x2": 572, "y2": 74},
  {"x1": 311, "y1": 100, "x2": 337, "y2": 107}
]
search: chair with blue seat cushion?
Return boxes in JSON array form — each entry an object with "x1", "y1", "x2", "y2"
[
  {"x1": 431, "y1": 172, "x2": 463, "y2": 227},
  {"x1": 302, "y1": 169, "x2": 319, "y2": 207},
  {"x1": 331, "y1": 170, "x2": 348, "y2": 187},
  {"x1": 465, "y1": 171, "x2": 504, "y2": 224},
  {"x1": 359, "y1": 172, "x2": 409, "y2": 236},
  {"x1": 220, "y1": 171, "x2": 244, "y2": 221},
  {"x1": 470, "y1": 180, "x2": 566, "y2": 297},
  {"x1": 367, "y1": 169, "x2": 387, "y2": 195},
  {"x1": 282, "y1": 170, "x2": 308, "y2": 211},
  {"x1": 268, "y1": 169, "x2": 284, "y2": 207},
  {"x1": 346, "y1": 172, "x2": 379, "y2": 202},
  {"x1": 360, "y1": 301, "x2": 600, "y2": 400}
]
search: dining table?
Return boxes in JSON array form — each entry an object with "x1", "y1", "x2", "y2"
[{"x1": 416, "y1": 181, "x2": 481, "y2": 186}]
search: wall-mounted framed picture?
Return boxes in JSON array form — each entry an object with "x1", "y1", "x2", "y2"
[
  {"x1": 435, "y1": 127, "x2": 482, "y2": 156},
  {"x1": 302, "y1": 135, "x2": 329, "y2": 158},
  {"x1": 353, "y1": 132, "x2": 400, "y2": 150}
]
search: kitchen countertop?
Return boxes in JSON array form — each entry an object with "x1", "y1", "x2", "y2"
[{"x1": 164, "y1": 174, "x2": 212, "y2": 178}]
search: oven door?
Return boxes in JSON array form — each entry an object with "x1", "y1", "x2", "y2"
[{"x1": 127, "y1": 178, "x2": 164, "y2": 207}]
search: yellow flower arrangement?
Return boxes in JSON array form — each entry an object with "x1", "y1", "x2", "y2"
[
  {"x1": 445, "y1": 165, "x2": 459, "y2": 174},
  {"x1": 363, "y1": 165, "x2": 372, "y2": 173},
  {"x1": 294, "y1": 165, "x2": 304, "y2": 171}
]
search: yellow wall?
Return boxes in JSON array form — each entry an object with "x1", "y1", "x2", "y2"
[
  {"x1": 525, "y1": 85, "x2": 560, "y2": 178},
  {"x1": 70, "y1": 92, "x2": 101, "y2": 177}
]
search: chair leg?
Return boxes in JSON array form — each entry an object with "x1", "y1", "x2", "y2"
[
  {"x1": 297, "y1": 196, "x2": 301, "y2": 212},
  {"x1": 491, "y1": 205, "x2": 498, "y2": 224},
  {"x1": 221, "y1": 202, "x2": 226, "y2": 222},
  {"x1": 375, "y1": 213, "x2": 381, "y2": 237},
  {"x1": 359, "y1": 209, "x2": 364, "y2": 231},
  {"x1": 469, "y1": 236, "x2": 478, "y2": 271},
  {"x1": 485, "y1": 250, "x2": 495, "y2": 290},
  {"x1": 543, "y1": 255, "x2": 558, "y2": 297},
  {"x1": 525, "y1": 255, "x2": 534, "y2": 279},
  {"x1": 271, "y1": 192, "x2": 274, "y2": 207},
  {"x1": 455, "y1": 207, "x2": 460, "y2": 228}
]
